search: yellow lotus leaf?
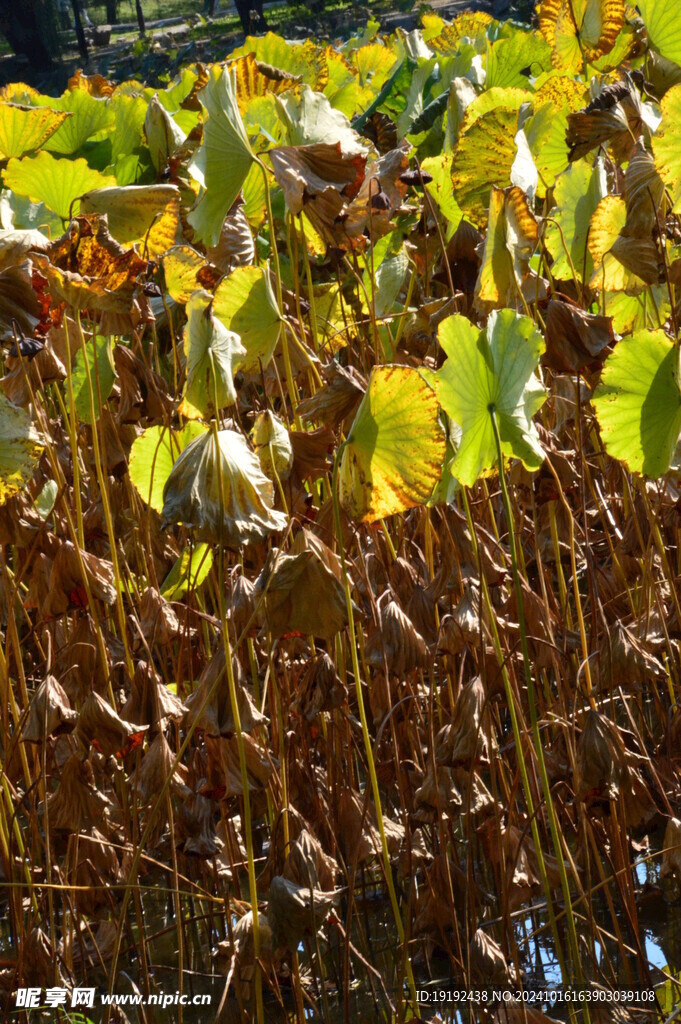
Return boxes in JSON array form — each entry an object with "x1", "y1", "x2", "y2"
[
  {"x1": 427, "y1": 11, "x2": 493, "y2": 55},
  {"x1": 0, "y1": 393, "x2": 44, "y2": 506},
  {"x1": 79, "y1": 184, "x2": 181, "y2": 258},
  {"x1": 653, "y1": 84, "x2": 681, "y2": 213},
  {"x1": 230, "y1": 53, "x2": 301, "y2": 114},
  {"x1": 451, "y1": 103, "x2": 522, "y2": 227},
  {"x1": 339, "y1": 365, "x2": 445, "y2": 522},
  {"x1": 475, "y1": 186, "x2": 541, "y2": 311},
  {"x1": 213, "y1": 265, "x2": 282, "y2": 372},
  {"x1": 638, "y1": 0, "x2": 681, "y2": 70},
  {"x1": 0, "y1": 83, "x2": 40, "y2": 104},
  {"x1": 539, "y1": 0, "x2": 624, "y2": 70},
  {"x1": 354, "y1": 43, "x2": 399, "y2": 90},
  {"x1": 230, "y1": 32, "x2": 328, "y2": 90},
  {"x1": 161, "y1": 245, "x2": 212, "y2": 304},
  {"x1": 0, "y1": 103, "x2": 70, "y2": 160},
  {"x1": 588, "y1": 195, "x2": 652, "y2": 293}
]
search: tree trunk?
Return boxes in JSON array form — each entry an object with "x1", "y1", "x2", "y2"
[
  {"x1": 234, "y1": 0, "x2": 268, "y2": 33},
  {"x1": 134, "y1": 0, "x2": 145, "y2": 35},
  {"x1": 0, "y1": 1, "x2": 55, "y2": 68},
  {"x1": 105, "y1": 0, "x2": 118, "y2": 24},
  {"x1": 70, "y1": 0, "x2": 89, "y2": 60}
]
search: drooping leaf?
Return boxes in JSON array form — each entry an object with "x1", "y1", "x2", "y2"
[
  {"x1": 187, "y1": 66, "x2": 256, "y2": 248},
  {"x1": 160, "y1": 428, "x2": 287, "y2": 546},
  {"x1": 213, "y1": 265, "x2": 282, "y2": 372},
  {"x1": 436, "y1": 309, "x2": 546, "y2": 486},
  {"x1": 129, "y1": 422, "x2": 209, "y2": 513},
  {"x1": 592, "y1": 330, "x2": 681, "y2": 478},
  {"x1": 79, "y1": 184, "x2": 181, "y2": 258},
  {"x1": 0, "y1": 102, "x2": 70, "y2": 160},
  {"x1": 474, "y1": 185, "x2": 541, "y2": 311},
  {"x1": 179, "y1": 289, "x2": 245, "y2": 418},
  {"x1": 3, "y1": 152, "x2": 116, "y2": 222},
  {"x1": 0, "y1": 393, "x2": 44, "y2": 506},
  {"x1": 71, "y1": 335, "x2": 116, "y2": 423},
  {"x1": 339, "y1": 365, "x2": 445, "y2": 522},
  {"x1": 420, "y1": 153, "x2": 462, "y2": 240}
]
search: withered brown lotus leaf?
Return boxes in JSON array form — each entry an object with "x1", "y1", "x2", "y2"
[
  {"x1": 137, "y1": 586, "x2": 181, "y2": 646},
  {"x1": 436, "y1": 676, "x2": 488, "y2": 765},
  {"x1": 161, "y1": 428, "x2": 287, "y2": 547},
  {"x1": 137, "y1": 732, "x2": 186, "y2": 803},
  {"x1": 469, "y1": 927, "x2": 519, "y2": 987},
  {"x1": 67, "y1": 919, "x2": 118, "y2": 972},
  {"x1": 22, "y1": 675, "x2": 77, "y2": 743},
  {"x1": 43, "y1": 540, "x2": 117, "y2": 617},
  {"x1": 254, "y1": 546, "x2": 348, "y2": 639},
  {"x1": 289, "y1": 424, "x2": 334, "y2": 482},
  {"x1": 479, "y1": 817, "x2": 562, "y2": 910},
  {"x1": 576, "y1": 710, "x2": 628, "y2": 801},
  {"x1": 598, "y1": 620, "x2": 666, "y2": 691},
  {"x1": 451, "y1": 767, "x2": 496, "y2": 816},
  {"x1": 184, "y1": 643, "x2": 266, "y2": 736},
  {"x1": 71, "y1": 827, "x2": 120, "y2": 914},
  {"x1": 290, "y1": 526, "x2": 343, "y2": 579},
  {"x1": 623, "y1": 144, "x2": 666, "y2": 238},
  {"x1": 37, "y1": 216, "x2": 147, "y2": 315},
  {"x1": 292, "y1": 651, "x2": 346, "y2": 721},
  {"x1": 0, "y1": 260, "x2": 43, "y2": 341},
  {"x1": 1, "y1": 324, "x2": 68, "y2": 406},
  {"x1": 267, "y1": 875, "x2": 338, "y2": 953},
  {"x1": 282, "y1": 828, "x2": 338, "y2": 891},
  {"x1": 437, "y1": 582, "x2": 482, "y2": 655},
  {"x1": 365, "y1": 598, "x2": 429, "y2": 676},
  {"x1": 177, "y1": 788, "x2": 222, "y2": 857},
  {"x1": 337, "y1": 787, "x2": 381, "y2": 864},
  {"x1": 46, "y1": 754, "x2": 112, "y2": 831},
  {"x1": 0, "y1": 491, "x2": 42, "y2": 547},
  {"x1": 122, "y1": 660, "x2": 186, "y2": 727},
  {"x1": 204, "y1": 733, "x2": 275, "y2": 798},
  {"x1": 0, "y1": 225, "x2": 49, "y2": 271},
  {"x1": 77, "y1": 690, "x2": 148, "y2": 757},
  {"x1": 296, "y1": 361, "x2": 365, "y2": 429},
  {"x1": 269, "y1": 143, "x2": 366, "y2": 246},
  {"x1": 221, "y1": 908, "x2": 274, "y2": 977},
  {"x1": 207, "y1": 197, "x2": 255, "y2": 274},
  {"x1": 414, "y1": 764, "x2": 462, "y2": 819},
  {"x1": 343, "y1": 144, "x2": 410, "y2": 241},
  {"x1": 660, "y1": 816, "x2": 681, "y2": 882},
  {"x1": 229, "y1": 572, "x2": 257, "y2": 636},
  {"x1": 54, "y1": 612, "x2": 111, "y2": 702},
  {"x1": 21, "y1": 927, "x2": 61, "y2": 988},
  {"x1": 567, "y1": 79, "x2": 642, "y2": 164},
  {"x1": 543, "y1": 295, "x2": 614, "y2": 373}
]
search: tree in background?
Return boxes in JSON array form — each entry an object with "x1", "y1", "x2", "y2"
[{"x1": 0, "y1": 0, "x2": 61, "y2": 69}]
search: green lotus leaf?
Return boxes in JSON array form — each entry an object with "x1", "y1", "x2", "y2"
[
  {"x1": 144, "y1": 94, "x2": 186, "y2": 173},
  {"x1": 450, "y1": 100, "x2": 526, "y2": 226},
  {"x1": 39, "y1": 89, "x2": 114, "y2": 155},
  {"x1": 420, "y1": 153, "x2": 462, "y2": 240},
  {"x1": 187, "y1": 65, "x2": 256, "y2": 248},
  {"x1": 276, "y1": 85, "x2": 366, "y2": 152},
  {"x1": 180, "y1": 290, "x2": 246, "y2": 418},
  {"x1": 486, "y1": 29, "x2": 551, "y2": 90},
  {"x1": 592, "y1": 330, "x2": 681, "y2": 478},
  {"x1": 339, "y1": 365, "x2": 446, "y2": 522},
  {"x1": 129, "y1": 421, "x2": 209, "y2": 513},
  {"x1": 638, "y1": 0, "x2": 681, "y2": 70},
  {"x1": 71, "y1": 335, "x2": 116, "y2": 424},
  {"x1": 160, "y1": 542, "x2": 213, "y2": 599},
  {"x1": 436, "y1": 309, "x2": 546, "y2": 486},
  {"x1": 0, "y1": 102, "x2": 70, "y2": 160},
  {"x1": 110, "y1": 93, "x2": 148, "y2": 163},
  {"x1": 653, "y1": 84, "x2": 681, "y2": 213},
  {"x1": 3, "y1": 152, "x2": 116, "y2": 221},
  {"x1": 213, "y1": 265, "x2": 282, "y2": 372},
  {"x1": 0, "y1": 393, "x2": 44, "y2": 506},
  {"x1": 545, "y1": 157, "x2": 606, "y2": 282}
]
